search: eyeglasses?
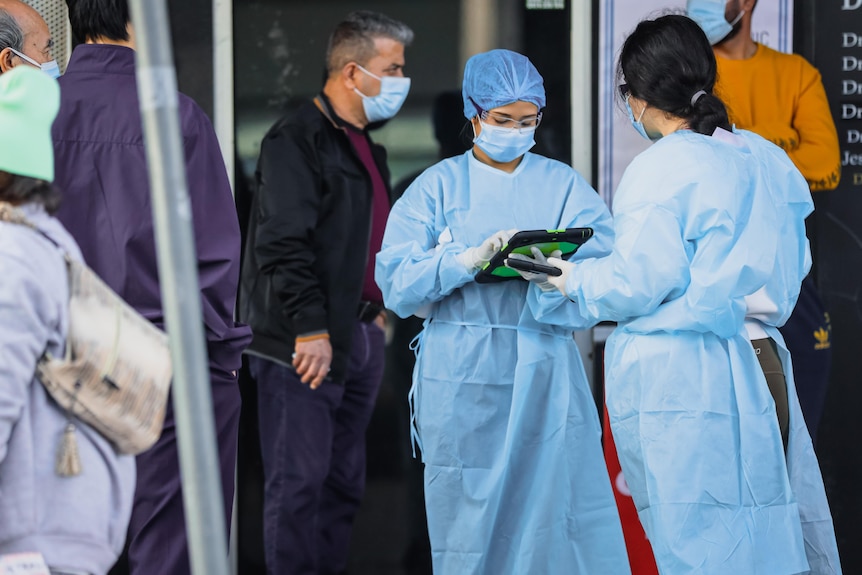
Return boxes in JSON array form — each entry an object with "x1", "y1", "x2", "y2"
[{"x1": 470, "y1": 98, "x2": 542, "y2": 132}]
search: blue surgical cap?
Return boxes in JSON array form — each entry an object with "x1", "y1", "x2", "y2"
[{"x1": 462, "y1": 49, "x2": 546, "y2": 119}]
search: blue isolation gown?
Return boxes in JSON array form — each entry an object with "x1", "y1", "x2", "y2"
[
  {"x1": 738, "y1": 130, "x2": 843, "y2": 575},
  {"x1": 375, "y1": 151, "x2": 631, "y2": 575},
  {"x1": 540, "y1": 128, "x2": 839, "y2": 574}
]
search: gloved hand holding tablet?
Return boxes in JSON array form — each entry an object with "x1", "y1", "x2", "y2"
[
  {"x1": 505, "y1": 255, "x2": 563, "y2": 277},
  {"x1": 475, "y1": 227, "x2": 593, "y2": 284}
]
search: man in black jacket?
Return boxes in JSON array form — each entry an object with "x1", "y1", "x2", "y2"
[{"x1": 240, "y1": 10, "x2": 413, "y2": 575}]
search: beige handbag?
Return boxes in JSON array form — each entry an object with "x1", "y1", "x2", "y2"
[{"x1": 0, "y1": 203, "x2": 172, "y2": 474}]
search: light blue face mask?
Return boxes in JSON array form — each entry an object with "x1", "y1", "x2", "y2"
[
  {"x1": 354, "y1": 64, "x2": 411, "y2": 123},
  {"x1": 473, "y1": 121, "x2": 536, "y2": 163},
  {"x1": 625, "y1": 96, "x2": 661, "y2": 142},
  {"x1": 9, "y1": 48, "x2": 60, "y2": 79},
  {"x1": 687, "y1": 0, "x2": 745, "y2": 46}
]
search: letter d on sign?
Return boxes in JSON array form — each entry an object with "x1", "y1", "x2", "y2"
[{"x1": 844, "y1": 0, "x2": 862, "y2": 10}]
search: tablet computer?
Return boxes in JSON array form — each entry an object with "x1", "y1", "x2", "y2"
[{"x1": 474, "y1": 227, "x2": 593, "y2": 284}]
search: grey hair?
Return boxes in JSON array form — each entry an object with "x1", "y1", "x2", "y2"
[
  {"x1": 0, "y1": 9, "x2": 24, "y2": 53},
  {"x1": 325, "y1": 10, "x2": 414, "y2": 73}
]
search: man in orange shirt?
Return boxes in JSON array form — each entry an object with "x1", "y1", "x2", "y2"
[{"x1": 689, "y1": 0, "x2": 839, "y2": 445}]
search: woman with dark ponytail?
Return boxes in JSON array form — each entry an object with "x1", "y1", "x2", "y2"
[
  {"x1": 617, "y1": 13, "x2": 732, "y2": 139},
  {"x1": 510, "y1": 13, "x2": 840, "y2": 575}
]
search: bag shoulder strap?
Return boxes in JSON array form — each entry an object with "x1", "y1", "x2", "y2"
[{"x1": 0, "y1": 202, "x2": 38, "y2": 229}]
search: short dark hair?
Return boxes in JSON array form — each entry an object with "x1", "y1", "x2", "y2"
[
  {"x1": 0, "y1": 171, "x2": 61, "y2": 214},
  {"x1": 0, "y1": 9, "x2": 24, "y2": 53},
  {"x1": 325, "y1": 10, "x2": 413, "y2": 74},
  {"x1": 618, "y1": 14, "x2": 731, "y2": 136},
  {"x1": 65, "y1": 0, "x2": 130, "y2": 44}
]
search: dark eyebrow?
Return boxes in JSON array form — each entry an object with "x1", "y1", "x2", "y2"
[
  {"x1": 45, "y1": 37, "x2": 54, "y2": 50},
  {"x1": 490, "y1": 111, "x2": 538, "y2": 120}
]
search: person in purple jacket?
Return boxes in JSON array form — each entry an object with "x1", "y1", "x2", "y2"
[{"x1": 51, "y1": 1, "x2": 252, "y2": 574}]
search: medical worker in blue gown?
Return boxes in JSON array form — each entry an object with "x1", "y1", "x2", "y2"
[
  {"x1": 519, "y1": 15, "x2": 841, "y2": 575},
  {"x1": 375, "y1": 49, "x2": 631, "y2": 575},
  {"x1": 737, "y1": 130, "x2": 842, "y2": 575}
]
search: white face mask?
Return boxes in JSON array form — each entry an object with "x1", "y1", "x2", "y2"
[
  {"x1": 473, "y1": 121, "x2": 537, "y2": 163},
  {"x1": 9, "y1": 48, "x2": 60, "y2": 79},
  {"x1": 353, "y1": 64, "x2": 411, "y2": 123}
]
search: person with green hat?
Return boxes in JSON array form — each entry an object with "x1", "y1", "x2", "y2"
[{"x1": 0, "y1": 66, "x2": 134, "y2": 575}]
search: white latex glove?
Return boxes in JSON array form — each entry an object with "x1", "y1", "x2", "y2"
[
  {"x1": 457, "y1": 228, "x2": 518, "y2": 271},
  {"x1": 545, "y1": 256, "x2": 576, "y2": 295},
  {"x1": 506, "y1": 247, "x2": 562, "y2": 292}
]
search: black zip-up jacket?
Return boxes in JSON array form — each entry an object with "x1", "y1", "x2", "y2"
[{"x1": 239, "y1": 94, "x2": 392, "y2": 383}]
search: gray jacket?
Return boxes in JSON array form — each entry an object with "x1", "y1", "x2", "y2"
[{"x1": 0, "y1": 204, "x2": 135, "y2": 575}]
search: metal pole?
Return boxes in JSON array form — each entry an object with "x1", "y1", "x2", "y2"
[
  {"x1": 213, "y1": 0, "x2": 235, "y2": 191},
  {"x1": 211, "y1": 4, "x2": 239, "y2": 571},
  {"x1": 571, "y1": 0, "x2": 596, "y2": 390},
  {"x1": 460, "y1": 0, "x2": 497, "y2": 73},
  {"x1": 128, "y1": 2, "x2": 229, "y2": 574},
  {"x1": 570, "y1": 0, "x2": 592, "y2": 181}
]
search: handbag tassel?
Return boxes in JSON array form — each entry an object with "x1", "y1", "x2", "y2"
[{"x1": 56, "y1": 422, "x2": 82, "y2": 477}]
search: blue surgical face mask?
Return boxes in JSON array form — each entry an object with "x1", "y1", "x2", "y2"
[
  {"x1": 687, "y1": 0, "x2": 744, "y2": 45},
  {"x1": 9, "y1": 48, "x2": 60, "y2": 79},
  {"x1": 625, "y1": 96, "x2": 661, "y2": 142},
  {"x1": 473, "y1": 121, "x2": 536, "y2": 163},
  {"x1": 354, "y1": 64, "x2": 411, "y2": 123}
]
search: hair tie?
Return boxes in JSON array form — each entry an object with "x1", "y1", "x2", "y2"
[{"x1": 690, "y1": 90, "x2": 707, "y2": 106}]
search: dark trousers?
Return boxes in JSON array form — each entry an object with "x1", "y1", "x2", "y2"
[
  {"x1": 779, "y1": 275, "x2": 833, "y2": 445},
  {"x1": 752, "y1": 337, "x2": 790, "y2": 451},
  {"x1": 120, "y1": 372, "x2": 241, "y2": 575},
  {"x1": 250, "y1": 321, "x2": 385, "y2": 575}
]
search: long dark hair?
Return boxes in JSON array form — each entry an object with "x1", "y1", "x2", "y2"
[
  {"x1": 618, "y1": 14, "x2": 731, "y2": 136},
  {"x1": 0, "y1": 171, "x2": 61, "y2": 214}
]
